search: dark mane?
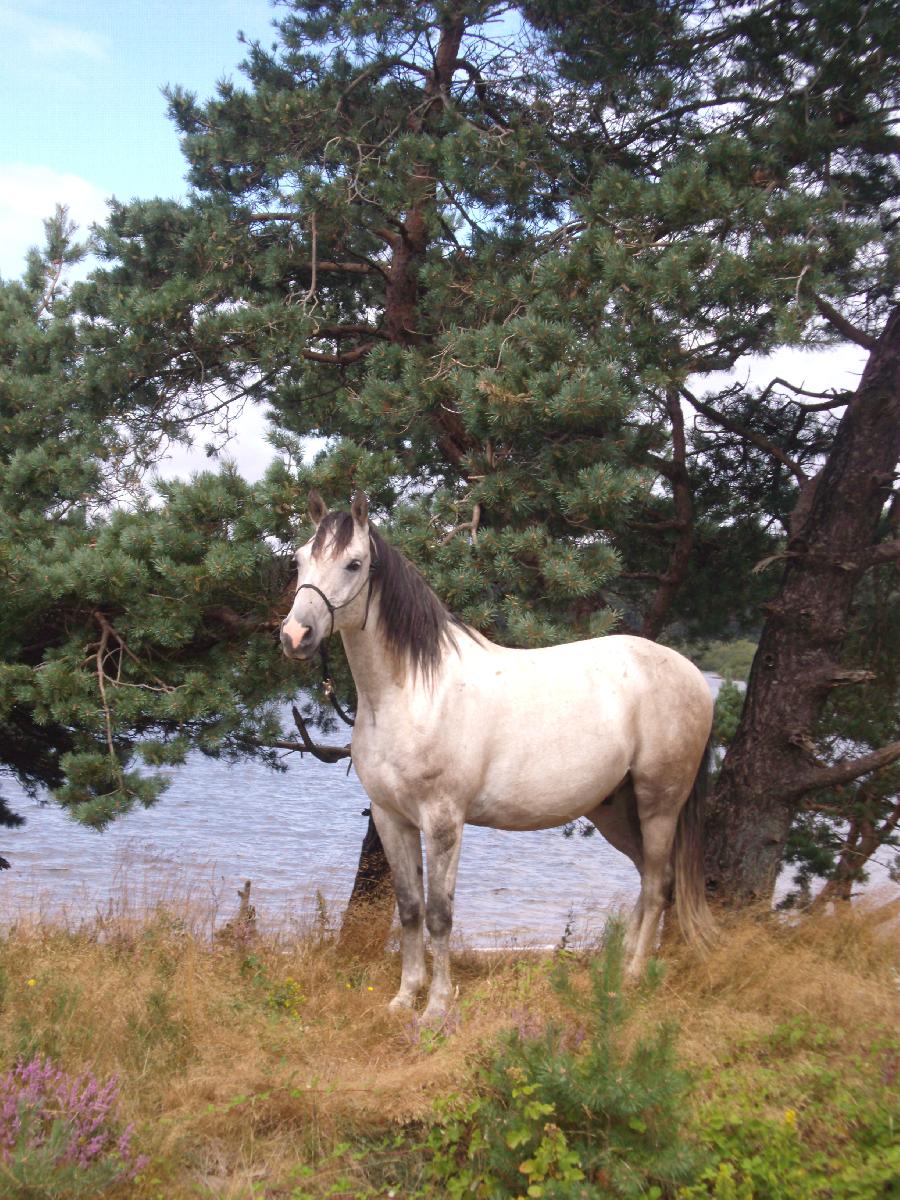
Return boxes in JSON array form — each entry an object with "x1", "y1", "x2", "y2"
[{"x1": 369, "y1": 528, "x2": 466, "y2": 680}]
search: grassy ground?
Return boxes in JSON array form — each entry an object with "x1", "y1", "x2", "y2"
[{"x1": 0, "y1": 892, "x2": 897, "y2": 1199}]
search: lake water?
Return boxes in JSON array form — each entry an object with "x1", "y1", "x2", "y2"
[{"x1": 0, "y1": 675, "x2": 736, "y2": 944}]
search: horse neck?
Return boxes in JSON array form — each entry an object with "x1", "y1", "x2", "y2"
[
  {"x1": 339, "y1": 588, "x2": 462, "y2": 718},
  {"x1": 339, "y1": 593, "x2": 413, "y2": 712}
]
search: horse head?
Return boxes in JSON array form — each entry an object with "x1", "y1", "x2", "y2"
[{"x1": 280, "y1": 490, "x2": 375, "y2": 659}]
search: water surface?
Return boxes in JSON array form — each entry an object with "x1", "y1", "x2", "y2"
[{"x1": 1, "y1": 682, "x2": 733, "y2": 942}]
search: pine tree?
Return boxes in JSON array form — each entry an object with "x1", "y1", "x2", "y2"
[
  {"x1": 3, "y1": 1, "x2": 897, "y2": 910},
  {"x1": 0, "y1": 212, "x2": 302, "y2": 829}
]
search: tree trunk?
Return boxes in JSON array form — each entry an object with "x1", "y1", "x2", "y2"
[
  {"x1": 338, "y1": 813, "x2": 396, "y2": 956},
  {"x1": 704, "y1": 306, "x2": 900, "y2": 903}
]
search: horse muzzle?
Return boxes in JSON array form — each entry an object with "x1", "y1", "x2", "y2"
[{"x1": 280, "y1": 617, "x2": 318, "y2": 659}]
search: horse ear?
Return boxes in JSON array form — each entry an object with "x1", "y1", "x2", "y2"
[
  {"x1": 350, "y1": 490, "x2": 369, "y2": 527},
  {"x1": 308, "y1": 489, "x2": 327, "y2": 527}
]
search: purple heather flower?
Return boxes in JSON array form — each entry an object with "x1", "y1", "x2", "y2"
[{"x1": 0, "y1": 1055, "x2": 146, "y2": 1181}]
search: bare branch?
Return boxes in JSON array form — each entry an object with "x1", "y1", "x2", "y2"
[
  {"x1": 814, "y1": 295, "x2": 877, "y2": 350},
  {"x1": 784, "y1": 739, "x2": 900, "y2": 800},
  {"x1": 301, "y1": 342, "x2": 376, "y2": 365},
  {"x1": 759, "y1": 376, "x2": 853, "y2": 411},
  {"x1": 682, "y1": 386, "x2": 808, "y2": 484},
  {"x1": 640, "y1": 388, "x2": 695, "y2": 639},
  {"x1": 36, "y1": 258, "x2": 65, "y2": 319},
  {"x1": 292, "y1": 705, "x2": 351, "y2": 762},
  {"x1": 440, "y1": 502, "x2": 482, "y2": 546},
  {"x1": 312, "y1": 324, "x2": 391, "y2": 342},
  {"x1": 94, "y1": 615, "x2": 115, "y2": 758},
  {"x1": 301, "y1": 211, "x2": 318, "y2": 306}
]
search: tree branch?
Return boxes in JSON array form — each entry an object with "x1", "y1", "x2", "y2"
[
  {"x1": 862, "y1": 539, "x2": 900, "y2": 569},
  {"x1": 301, "y1": 342, "x2": 376, "y2": 365},
  {"x1": 813, "y1": 295, "x2": 877, "y2": 350},
  {"x1": 640, "y1": 388, "x2": 695, "y2": 639},
  {"x1": 784, "y1": 740, "x2": 900, "y2": 800},
  {"x1": 440, "y1": 502, "x2": 482, "y2": 546},
  {"x1": 257, "y1": 738, "x2": 351, "y2": 763},
  {"x1": 682, "y1": 386, "x2": 808, "y2": 484},
  {"x1": 759, "y1": 376, "x2": 853, "y2": 411}
]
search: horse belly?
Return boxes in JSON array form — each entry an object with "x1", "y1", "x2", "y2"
[{"x1": 466, "y1": 734, "x2": 631, "y2": 831}]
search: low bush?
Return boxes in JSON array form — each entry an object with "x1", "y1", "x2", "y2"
[
  {"x1": 0, "y1": 1054, "x2": 147, "y2": 1198},
  {"x1": 0, "y1": 899, "x2": 896, "y2": 1197},
  {"x1": 426, "y1": 924, "x2": 701, "y2": 1199}
]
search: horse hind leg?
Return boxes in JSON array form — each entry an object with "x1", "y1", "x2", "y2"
[
  {"x1": 586, "y1": 778, "x2": 646, "y2": 957},
  {"x1": 625, "y1": 774, "x2": 690, "y2": 979},
  {"x1": 371, "y1": 805, "x2": 427, "y2": 1012}
]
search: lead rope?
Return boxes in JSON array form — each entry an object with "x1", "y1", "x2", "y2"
[{"x1": 319, "y1": 642, "x2": 356, "y2": 727}]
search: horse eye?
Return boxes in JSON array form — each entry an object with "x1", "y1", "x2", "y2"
[{"x1": 346, "y1": 560, "x2": 362, "y2": 572}]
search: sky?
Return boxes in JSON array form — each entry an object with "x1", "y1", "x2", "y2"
[
  {"x1": 1, "y1": 0, "x2": 867, "y2": 485},
  {"x1": 1, "y1": 0, "x2": 281, "y2": 272},
  {"x1": 1, "y1": 0, "x2": 280, "y2": 481}
]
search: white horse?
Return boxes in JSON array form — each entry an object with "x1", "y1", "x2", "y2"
[{"x1": 282, "y1": 492, "x2": 715, "y2": 1023}]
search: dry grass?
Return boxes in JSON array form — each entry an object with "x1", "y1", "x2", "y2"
[
  {"x1": 650, "y1": 899, "x2": 900, "y2": 1071},
  {"x1": 0, "y1": 889, "x2": 897, "y2": 1198}
]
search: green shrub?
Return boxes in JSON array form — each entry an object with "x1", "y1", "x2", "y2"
[
  {"x1": 681, "y1": 1023, "x2": 900, "y2": 1199},
  {"x1": 426, "y1": 922, "x2": 701, "y2": 1198}
]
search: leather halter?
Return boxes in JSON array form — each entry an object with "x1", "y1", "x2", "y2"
[
  {"x1": 292, "y1": 536, "x2": 378, "y2": 641},
  {"x1": 290, "y1": 536, "x2": 379, "y2": 730}
]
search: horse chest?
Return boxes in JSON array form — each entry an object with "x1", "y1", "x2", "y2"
[{"x1": 351, "y1": 712, "x2": 469, "y2": 822}]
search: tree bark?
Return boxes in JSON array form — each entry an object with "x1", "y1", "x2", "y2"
[
  {"x1": 338, "y1": 813, "x2": 396, "y2": 956},
  {"x1": 640, "y1": 389, "x2": 696, "y2": 639},
  {"x1": 703, "y1": 306, "x2": 900, "y2": 903}
]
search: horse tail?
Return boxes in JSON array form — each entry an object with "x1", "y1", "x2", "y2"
[{"x1": 673, "y1": 740, "x2": 717, "y2": 953}]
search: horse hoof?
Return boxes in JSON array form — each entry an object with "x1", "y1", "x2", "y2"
[
  {"x1": 624, "y1": 961, "x2": 644, "y2": 986},
  {"x1": 388, "y1": 994, "x2": 415, "y2": 1013},
  {"x1": 420, "y1": 1002, "x2": 449, "y2": 1028}
]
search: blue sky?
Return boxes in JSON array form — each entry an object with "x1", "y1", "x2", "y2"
[
  {"x1": 1, "y1": 0, "x2": 282, "y2": 478},
  {"x1": 1, "y1": 0, "x2": 277, "y2": 277}
]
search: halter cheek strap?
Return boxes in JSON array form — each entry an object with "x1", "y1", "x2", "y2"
[{"x1": 291, "y1": 538, "x2": 379, "y2": 731}]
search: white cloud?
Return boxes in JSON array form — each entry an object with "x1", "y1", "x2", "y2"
[
  {"x1": 743, "y1": 344, "x2": 867, "y2": 396},
  {"x1": 0, "y1": 5, "x2": 108, "y2": 62},
  {"x1": 694, "y1": 343, "x2": 868, "y2": 407},
  {"x1": 0, "y1": 164, "x2": 110, "y2": 281}
]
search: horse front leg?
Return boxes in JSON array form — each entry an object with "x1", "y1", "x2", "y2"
[
  {"x1": 421, "y1": 806, "x2": 465, "y2": 1026},
  {"x1": 370, "y1": 805, "x2": 427, "y2": 1012}
]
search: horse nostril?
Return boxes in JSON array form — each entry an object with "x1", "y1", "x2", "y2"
[{"x1": 281, "y1": 622, "x2": 314, "y2": 656}]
